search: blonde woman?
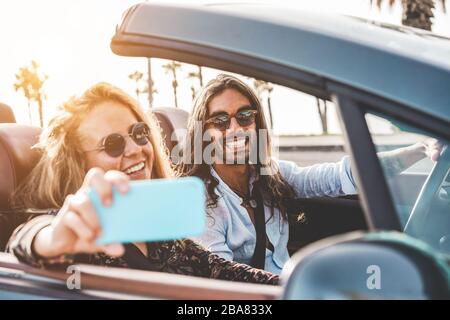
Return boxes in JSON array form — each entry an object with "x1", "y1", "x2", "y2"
[{"x1": 7, "y1": 82, "x2": 278, "y2": 285}]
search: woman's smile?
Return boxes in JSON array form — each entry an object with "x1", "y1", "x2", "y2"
[{"x1": 122, "y1": 158, "x2": 151, "y2": 180}]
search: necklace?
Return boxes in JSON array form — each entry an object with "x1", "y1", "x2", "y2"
[{"x1": 230, "y1": 186, "x2": 258, "y2": 209}]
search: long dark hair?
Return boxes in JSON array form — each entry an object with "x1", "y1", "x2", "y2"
[{"x1": 176, "y1": 74, "x2": 296, "y2": 220}]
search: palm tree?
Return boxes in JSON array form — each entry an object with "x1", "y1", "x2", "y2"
[
  {"x1": 128, "y1": 71, "x2": 144, "y2": 99},
  {"x1": 252, "y1": 79, "x2": 274, "y2": 129},
  {"x1": 128, "y1": 70, "x2": 158, "y2": 110},
  {"x1": 316, "y1": 98, "x2": 328, "y2": 135},
  {"x1": 187, "y1": 65, "x2": 204, "y2": 101},
  {"x1": 197, "y1": 65, "x2": 204, "y2": 87},
  {"x1": 14, "y1": 67, "x2": 33, "y2": 124},
  {"x1": 14, "y1": 60, "x2": 47, "y2": 127},
  {"x1": 371, "y1": 0, "x2": 446, "y2": 31},
  {"x1": 140, "y1": 79, "x2": 158, "y2": 104},
  {"x1": 187, "y1": 73, "x2": 198, "y2": 101},
  {"x1": 162, "y1": 61, "x2": 182, "y2": 108}
]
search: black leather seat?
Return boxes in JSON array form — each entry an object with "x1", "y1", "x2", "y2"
[{"x1": 0, "y1": 103, "x2": 16, "y2": 123}]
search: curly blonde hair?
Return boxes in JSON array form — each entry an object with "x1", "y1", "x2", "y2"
[{"x1": 12, "y1": 82, "x2": 173, "y2": 209}]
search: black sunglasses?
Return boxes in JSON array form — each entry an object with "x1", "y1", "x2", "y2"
[
  {"x1": 85, "y1": 122, "x2": 150, "y2": 158},
  {"x1": 205, "y1": 108, "x2": 258, "y2": 131}
]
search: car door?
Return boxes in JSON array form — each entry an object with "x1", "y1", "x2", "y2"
[{"x1": 0, "y1": 252, "x2": 281, "y2": 299}]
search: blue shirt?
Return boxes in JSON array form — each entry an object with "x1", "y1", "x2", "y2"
[{"x1": 192, "y1": 157, "x2": 357, "y2": 275}]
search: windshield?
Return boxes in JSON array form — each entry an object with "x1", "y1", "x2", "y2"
[{"x1": 365, "y1": 113, "x2": 450, "y2": 256}]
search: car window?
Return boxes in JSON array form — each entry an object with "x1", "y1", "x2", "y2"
[
  {"x1": 149, "y1": 58, "x2": 349, "y2": 169},
  {"x1": 365, "y1": 113, "x2": 450, "y2": 256},
  {"x1": 262, "y1": 86, "x2": 347, "y2": 168}
]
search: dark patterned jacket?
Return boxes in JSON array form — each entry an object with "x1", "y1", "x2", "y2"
[{"x1": 7, "y1": 210, "x2": 279, "y2": 285}]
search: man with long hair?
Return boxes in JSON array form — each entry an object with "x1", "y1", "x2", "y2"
[{"x1": 177, "y1": 74, "x2": 441, "y2": 275}]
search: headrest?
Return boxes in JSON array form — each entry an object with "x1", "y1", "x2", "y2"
[
  {"x1": 0, "y1": 124, "x2": 42, "y2": 209},
  {"x1": 151, "y1": 107, "x2": 189, "y2": 154},
  {"x1": 0, "y1": 103, "x2": 16, "y2": 123}
]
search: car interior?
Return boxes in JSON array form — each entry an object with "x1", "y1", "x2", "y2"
[
  {"x1": 152, "y1": 103, "x2": 369, "y2": 254},
  {"x1": 0, "y1": 96, "x2": 368, "y2": 251},
  {"x1": 365, "y1": 113, "x2": 450, "y2": 254},
  {"x1": 1, "y1": 0, "x2": 449, "y2": 300},
  {"x1": 150, "y1": 103, "x2": 369, "y2": 254},
  {"x1": 0, "y1": 106, "x2": 284, "y2": 299},
  {"x1": 1, "y1": 73, "x2": 448, "y2": 299}
]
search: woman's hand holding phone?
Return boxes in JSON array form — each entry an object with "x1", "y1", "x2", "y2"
[{"x1": 33, "y1": 168, "x2": 128, "y2": 259}]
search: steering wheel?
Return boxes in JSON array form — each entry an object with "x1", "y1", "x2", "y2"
[{"x1": 404, "y1": 145, "x2": 449, "y2": 237}]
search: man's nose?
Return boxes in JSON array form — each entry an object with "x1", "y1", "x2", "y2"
[{"x1": 226, "y1": 117, "x2": 241, "y2": 134}]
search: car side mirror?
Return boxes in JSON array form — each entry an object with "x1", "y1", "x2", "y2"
[{"x1": 280, "y1": 231, "x2": 450, "y2": 300}]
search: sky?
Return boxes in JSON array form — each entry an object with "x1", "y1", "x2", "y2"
[{"x1": 0, "y1": 0, "x2": 449, "y2": 135}]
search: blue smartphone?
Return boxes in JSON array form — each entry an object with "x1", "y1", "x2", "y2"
[{"x1": 87, "y1": 177, "x2": 206, "y2": 245}]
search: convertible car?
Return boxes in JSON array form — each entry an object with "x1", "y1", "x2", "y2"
[{"x1": 0, "y1": 2, "x2": 449, "y2": 299}]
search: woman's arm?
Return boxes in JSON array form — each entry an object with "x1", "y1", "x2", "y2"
[
  {"x1": 6, "y1": 213, "x2": 76, "y2": 268},
  {"x1": 148, "y1": 239, "x2": 279, "y2": 285},
  {"x1": 7, "y1": 168, "x2": 130, "y2": 267},
  {"x1": 7, "y1": 212, "x2": 129, "y2": 269}
]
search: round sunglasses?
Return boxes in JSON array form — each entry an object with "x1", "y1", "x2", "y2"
[
  {"x1": 84, "y1": 122, "x2": 151, "y2": 158},
  {"x1": 205, "y1": 109, "x2": 258, "y2": 131}
]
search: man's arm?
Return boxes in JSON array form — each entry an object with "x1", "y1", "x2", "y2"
[{"x1": 377, "y1": 139, "x2": 442, "y2": 177}]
